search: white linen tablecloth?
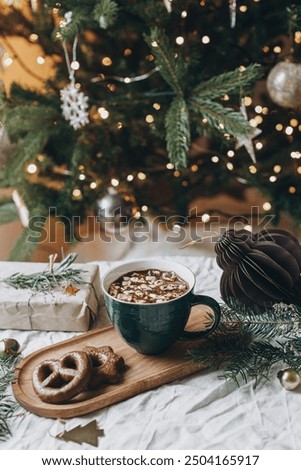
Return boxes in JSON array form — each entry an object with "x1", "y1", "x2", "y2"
[{"x1": 1, "y1": 256, "x2": 300, "y2": 450}]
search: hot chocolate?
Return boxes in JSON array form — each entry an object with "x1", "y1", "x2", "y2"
[{"x1": 108, "y1": 269, "x2": 189, "y2": 304}]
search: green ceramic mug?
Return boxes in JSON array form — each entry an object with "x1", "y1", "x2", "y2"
[{"x1": 101, "y1": 258, "x2": 221, "y2": 355}]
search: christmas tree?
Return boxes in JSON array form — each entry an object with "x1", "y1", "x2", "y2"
[{"x1": 0, "y1": 0, "x2": 301, "y2": 260}]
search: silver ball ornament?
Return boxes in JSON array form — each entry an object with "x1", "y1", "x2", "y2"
[
  {"x1": 267, "y1": 61, "x2": 301, "y2": 110},
  {"x1": 95, "y1": 186, "x2": 138, "y2": 233},
  {"x1": 277, "y1": 368, "x2": 301, "y2": 391}
]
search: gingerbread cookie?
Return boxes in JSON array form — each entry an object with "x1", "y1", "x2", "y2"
[{"x1": 84, "y1": 346, "x2": 125, "y2": 389}]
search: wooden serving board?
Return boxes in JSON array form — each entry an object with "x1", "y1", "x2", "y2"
[{"x1": 12, "y1": 311, "x2": 208, "y2": 419}]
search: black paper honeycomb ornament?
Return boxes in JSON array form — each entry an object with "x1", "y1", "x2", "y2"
[{"x1": 215, "y1": 229, "x2": 301, "y2": 307}]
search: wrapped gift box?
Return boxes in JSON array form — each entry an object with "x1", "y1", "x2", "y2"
[{"x1": 0, "y1": 261, "x2": 101, "y2": 332}]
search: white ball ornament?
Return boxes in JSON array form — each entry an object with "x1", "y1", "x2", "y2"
[{"x1": 267, "y1": 61, "x2": 301, "y2": 110}]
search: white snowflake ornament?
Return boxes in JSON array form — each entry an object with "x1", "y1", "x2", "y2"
[{"x1": 60, "y1": 81, "x2": 89, "y2": 130}]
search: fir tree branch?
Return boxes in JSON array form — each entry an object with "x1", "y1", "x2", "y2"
[
  {"x1": 0, "y1": 202, "x2": 19, "y2": 224},
  {"x1": 188, "y1": 98, "x2": 252, "y2": 136},
  {"x1": 192, "y1": 64, "x2": 262, "y2": 101},
  {"x1": 144, "y1": 27, "x2": 184, "y2": 97},
  {"x1": 0, "y1": 354, "x2": 20, "y2": 442},
  {"x1": 165, "y1": 96, "x2": 190, "y2": 168},
  {"x1": 94, "y1": 0, "x2": 119, "y2": 29}
]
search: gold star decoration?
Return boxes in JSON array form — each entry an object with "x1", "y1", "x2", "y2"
[
  {"x1": 235, "y1": 100, "x2": 262, "y2": 164},
  {"x1": 63, "y1": 284, "x2": 80, "y2": 296}
]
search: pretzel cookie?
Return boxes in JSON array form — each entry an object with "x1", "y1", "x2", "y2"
[
  {"x1": 84, "y1": 346, "x2": 125, "y2": 389},
  {"x1": 32, "y1": 351, "x2": 92, "y2": 404}
]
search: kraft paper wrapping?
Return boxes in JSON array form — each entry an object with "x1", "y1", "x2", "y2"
[{"x1": 0, "y1": 262, "x2": 101, "y2": 332}]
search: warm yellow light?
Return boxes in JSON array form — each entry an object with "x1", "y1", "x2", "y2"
[
  {"x1": 273, "y1": 165, "x2": 282, "y2": 173},
  {"x1": 153, "y1": 102, "x2": 161, "y2": 110},
  {"x1": 262, "y1": 107, "x2": 269, "y2": 115},
  {"x1": 289, "y1": 186, "x2": 296, "y2": 194},
  {"x1": 111, "y1": 178, "x2": 119, "y2": 187},
  {"x1": 127, "y1": 174, "x2": 134, "y2": 181},
  {"x1": 249, "y1": 165, "x2": 257, "y2": 174},
  {"x1": 243, "y1": 96, "x2": 252, "y2": 106},
  {"x1": 137, "y1": 172, "x2": 146, "y2": 181},
  {"x1": 124, "y1": 48, "x2": 132, "y2": 56},
  {"x1": 226, "y1": 162, "x2": 234, "y2": 171},
  {"x1": 269, "y1": 176, "x2": 277, "y2": 183},
  {"x1": 90, "y1": 182, "x2": 97, "y2": 189},
  {"x1": 263, "y1": 202, "x2": 272, "y2": 211},
  {"x1": 211, "y1": 156, "x2": 219, "y2": 163},
  {"x1": 227, "y1": 150, "x2": 235, "y2": 158},
  {"x1": 255, "y1": 142, "x2": 263, "y2": 150},
  {"x1": 290, "y1": 119, "x2": 299, "y2": 127},
  {"x1": 145, "y1": 114, "x2": 154, "y2": 123},
  {"x1": 98, "y1": 107, "x2": 109, "y2": 119},
  {"x1": 275, "y1": 124, "x2": 283, "y2": 131},
  {"x1": 191, "y1": 164, "x2": 198, "y2": 172},
  {"x1": 79, "y1": 174, "x2": 86, "y2": 181},
  {"x1": 29, "y1": 33, "x2": 39, "y2": 42},
  {"x1": 174, "y1": 170, "x2": 181, "y2": 177},
  {"x1": 297, "y1": 167, "x2": 301, "y2": 174},
  {"x1": 273, "y1": 46, "x2": 282, "y2": 54},
  {"x1": 291, "y1": 151, "x2": 301, "y2": 159},
  {"x1": 72, "y1": 189, "x2": 82, "y2": 199},
  {"x1": 166, "y1": 163, "x2": 174, "y2": 169},
  {"x1": 239, "y1": 5, "x2": 248, "y2": 12},
  {"x1": 102, "y1": 57, "x2": 112, "y2": 66},
  {"x1": 201, "y1": 213, "x2": 211, "y2": 223}
]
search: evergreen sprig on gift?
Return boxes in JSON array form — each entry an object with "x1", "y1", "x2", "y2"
[
  {"x1": 2, "y1": 252, "x2": 84, "y2": 292},
  {"x1": 188, "y1": 299, "x2": 301, "y2": 387}
]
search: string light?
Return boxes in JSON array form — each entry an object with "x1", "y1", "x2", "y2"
[
  {"x1": 102, "y1": 57, "x2": 112, "y2": 66},
  {"x1": 249, "y1": 165, "x2": 257, "y2": 174},
  {"x1": 79, "y1": 174, "x2": 86, "y2": 181},
  {"x1": 98, "y1": 107, "x2": 109, "y2": 119},
  {"x1": 111, "y1": 178, "x2": 119, "y2": 186},
  {"x1": 176, "y1": 36, "x2": 184, "y2": 45},
  {"x1": 145, "y1": 114, "x2": 154, "y2": 123},
  {"x1": 239, "y1": 5, "x2": 248, "y2": 12},
  {"x1": 285, "y1": 126, "x2": 293, "y2": 136},
  {"x1": 201, "y1": 213, "x2": 211, "y2": 223},
  {"x1": 255, "y1": 142, "x2": 263, "y2": 150},
  {"x1": 201, "y1": 36, "x2": 210, "y2": 44},
  {"x1": 70, "y1": 60, "x2": 80, "y2": 70},
  {"x1": 90, "y1": 181, "x2": 97, "y2": 189},
  {"x1": 166, "y1": 163, "x2": 174, "y2": 169},
  {"x1": 127, "y1": 174, "x2": 134, "y2": 181},
  {"x1": 211, "y1": 156, "x2": 219, "y2": 163},
  {"x1": 291, "y1": 151, "x2": 301, "y2": 159},
  {"x1": 255, "y1": 105, "x2": 262, "y2": 113},
  {"x1": 273, "y1": 165, "x2": 282, "y2": 173},
  {"x1": 269, "y1": 176, "x2": 277, "y2": 182},
  {"x1": 263, "y1": 202, "x2": 272, "y2": 211},
  {"x1": 275, "y1": 123, "x2": 283, "y2": 131},
  {"x1": 273, "y1": 46, "x2": 282, "y2": 54},
  {"x1": 227, "y1": 150, "x2": 235, "y2": 157},
  {"x1": 174, "y1": 170, "x2": 181, "y2": 177},
  {"x1": 226, "y1": 162, "x2": 234, "y2": 170},
  {"x1": 141, "y1": 205, "x2": 148, "y2": 212},
  {"x1": 72, "y1": 189, "x2": 83, "y2": 200},
  {"x1": 297, "y1": 167, "x2": 301, "y2": 174},
  {"x1": 290, "y1": 119, "x2": 299, "y2": 127},
  {"x1": 181, "y1": 10, "x2": 187, "y2": 18},
  {"x1": 137, "y1": 172, "x2": 146, "y2": 180},
  {"x1": 191, "y1": 164, "x2": 198, "y2": 172},
  {"x1": 27, "y1": 163, "x2": 37, "y2": 174},
  {"x1": 289, "y1": 186, "x2": 296, "y2": 194},
  {"x1": 153, "y1": 102, "x2": 161, "y2": 110},
  {"x1": 29, "y1": 33, "x2": 39, "y2": 42},
  {"x1": 243, "y1": 96, "x2": 252, "y2": 106}
]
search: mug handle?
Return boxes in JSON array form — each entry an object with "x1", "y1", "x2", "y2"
[{"x1": 179, "y1": 294, "x2": 221, "y2": 340}]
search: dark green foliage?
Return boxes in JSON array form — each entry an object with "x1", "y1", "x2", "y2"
[
  {"x1": 0, "y1": 354, "x2": 20, "y2": 442},
  {"x1": 1, "y1": 1, "x2": 301, "y2": 259},
  {"x1": 189, "y1": 299, "x2": 301, "y2": 387}
]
